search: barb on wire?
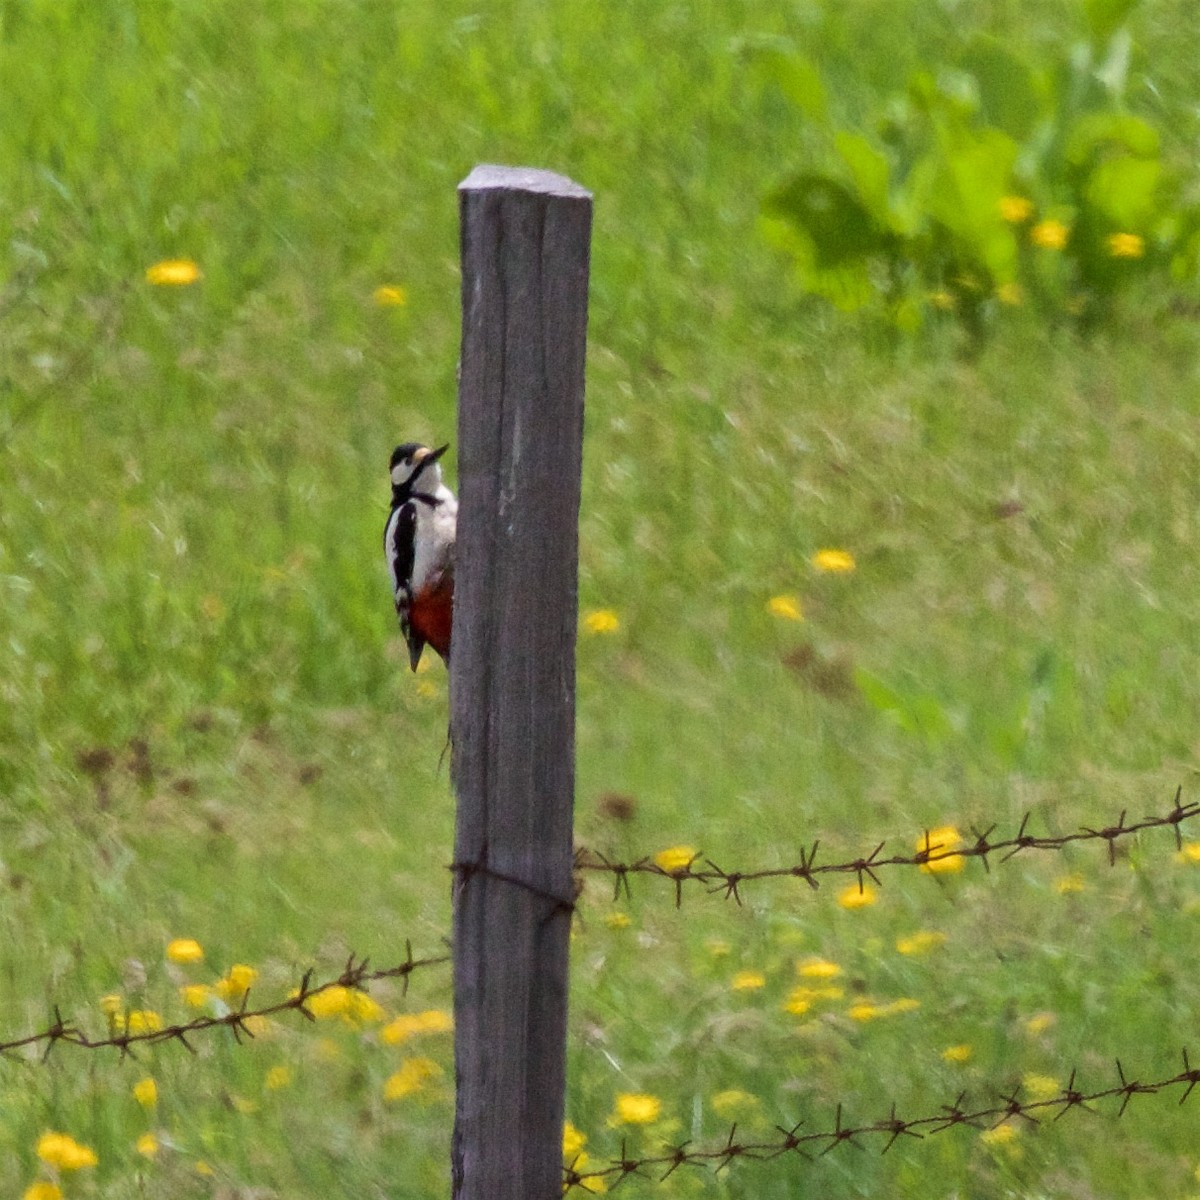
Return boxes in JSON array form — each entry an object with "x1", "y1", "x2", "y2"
[
  {"x1": 564, "y1": 1049, "x2": 1200, "y2": 1190},
  {"x1": 0, "y1": 943, "x2": 450, "y2": 1060},
  {"x1": 574, "y1": 789, "x2": 1196, "y2": 906}
]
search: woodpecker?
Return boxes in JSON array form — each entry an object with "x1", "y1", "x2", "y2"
[{"x1": 384, "y1": 441, "x2": 457, "y2": 671}]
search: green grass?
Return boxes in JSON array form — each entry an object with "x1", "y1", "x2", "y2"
[{"x1": 3, "y1": 0, "x2": 1200, "y2": 1196}]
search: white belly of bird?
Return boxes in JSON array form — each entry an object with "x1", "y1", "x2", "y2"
[{"x1": 411, "y1": 487, "x2": 457, "y2": 594}]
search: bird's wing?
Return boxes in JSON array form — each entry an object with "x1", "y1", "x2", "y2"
[
  {"x1": 385, "y1": 502, "x2": 425, "y2": 669},
  {"x1": 385, "y1": 502, "x2": 416, "y2": 601}
]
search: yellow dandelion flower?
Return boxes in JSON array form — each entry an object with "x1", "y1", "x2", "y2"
[
  {"x1": 416, "y1": 1009, "x2": 454, "y2": 1034},
  {"x1": 812, "y1": 549, "x2": 856, "y2": 574},
  {"x1": 372, "y1": 284, "x2": 408, "y2": 307},
  {"x1": 731, "y1": 970, "x2": 766, "y2": 992},
  {"x1": 568, "y1": 1152, "x2": 609, "y2": 1190},
  {"x1": 1055, "y1": 873, "x2": 1085, "y2": 894},
  {"x1": 351, "y1": 991, "x2": 386, "y2": 1023},
  {"x1": 265, "y1": 1064, "x2": 293, "y2": 1090},
  {"x1": 1031, "y1": 219, "x2": 1069, "y2": 250},
  {"x1": 896, "y1": 930, "x2": 947, "y2": 955},
  {"x1": 166, "y1": 937, "x2": 204, "y2": 964},
  {"x1": 383, "y1": 1056, "x2": 442, "y2": 1101},
  {"x1": 135, "y1": 1133, "x2": 158, "y2": 1158},
  {"x1": 837, "y1": 883, "x2": 877, "y2": 909},
  {"x1": 783, "y1": 984, "x2": 842, "y2": 1016},
  {"x1": 194, "y1": 1160, "x2": 214, "y2": 1176},
  {"x1": 883, "y1": 997, "x2": 921, "y2": 1015},
  {"x1": 126, "y1": 1010, "x2": 163, "y2": 1035},
  {"x1": 796, "y1": 957, "x2": 841, "y2": 979},
  {"x1": 382, "y1": 1014, "x2": 422, "y2": 1044},
  {"x1": 583, "y1": 608, "x2": 620, "y2": 634},
  {"x1": 36, "y1": 1132, "x2": 99, "y2": 1170},
  {"x1": 383, "y1": 1009, "x2": 453, "y2": 1044},
  {"x1": 180, "y1": 983, "x2": 212, "y2": 1008},
  {"x1": 145, "y1": 258, "x2": 202, "y2": 286},
  {"x1": 1023, "y1": 1073, "x2": 1060, "y2": 1100},
  {"x1": 605, "y1": 911, "x2": 632, "y2": 929},
  {"x1": 1025, "y1": 1012, "x2": 1056, "y2": 1036},
  {"x1": 573, "y1": 1155, "x2": 609, "y2": 1194},
  {"x1": 610, "y1": 1093, "x2": 662, "y2": 1125},
  {"x1": 132, "y1": 1077, "x2": 158, "y2": 1108},
  {"x1": 928, "y1": 289, "x2": 956, "y2": 311},
  {"x1": 23, "y1": 1184, "x2": 64, "y2": 1200},
  {"x1": 1108, "y1": 231, "x2": 1145, "y2": 259},
  {"x1": 918, "y1": 826, "x2": 965, "y2": 874},
  {"x1": 1177, "y1": 843, "x2": 1200, "y2": 864},
  {"x1": 996, "y1": 281, "x2": 1024, "y2": 306},
  {"x1": 981, "y1": 1121, "x2": 1018, "y2": 1146},
  {"x1": 99, "y1": 993, "x2": 123, "y2": 1017},
  {"x1": 787, "y1": 984, "x2": 844, "y2": 1010},
  {"x1": 999, "y1": 195, "x2": 1033, "y2": 223},
  {"x1": 654, "y1": 845, "x2": 697, "y2": 874},
  {"x1": 767, "y1": 594, "x2": 803, "y2": 621},
  {"x1": 783, "y1": 991, "x2": 812, "y2": 1016},
  {"x1": 942, "y1": 1044, "x2": 972, "y2": 1063},
  {"x1": 306, "y1": 986, "x2": 352, "y2": 1019},
  {"x1": 712, "y1": 1089, "x2": 759, "y2": 1120},
  {"x1": 848, "y1": 1001, "x2": 882, "y2": 1022},
  {"x1": 216, "y1": 964, "x2": 257, "y2": 1000},
  {"x1": 563, "y1": 1120, "x2": 588, "y2": 1160}
]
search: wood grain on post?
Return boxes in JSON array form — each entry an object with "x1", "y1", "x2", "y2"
[{"x1": 451, "y1": 166, "x2": 592, "y2": 1200}]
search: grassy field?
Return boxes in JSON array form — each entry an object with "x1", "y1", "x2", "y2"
[{"x1": 3, "y1": 0, "x2": 1200, "y2": 1196}]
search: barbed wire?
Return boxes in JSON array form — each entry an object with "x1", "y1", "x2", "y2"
[
  {"x1": 575, "y1": 789, "x2": 1196, "y2": 906},
  {"x1": 565, "y1": 1050, "x2": 1200, "y2": 1190},
  {"x1": 0, "y1": 944, "x2": 450, "y2": 1061}
]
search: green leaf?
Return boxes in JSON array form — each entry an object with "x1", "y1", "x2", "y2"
[
  {"x1": 764, "y1": 173, "x2": 886, "y2": 269},
  {"x1": 1066, "y1": 112, "x2": 1159, "y2": 163},
  {"x1": 925, "y1": 128, "x2": 1019, "y2": 275},
  {"x1": 960, "y1": 35, "x2": 1043, "y2": 140},
  {"x1": 1086, "y1": 156, "x2": 1161, "y2": 227},
  {"x1": 750, "y1": 47, "x2": 828, "y2": 122},
  {"x1": 758, "y1": 215, "x2": 876, "y2": 310},
  {"x1": 1084, "y1": 0, "x2": 1140, "y2": 45},
  {"x1": 833, "y1": 131, "x2": 892, "y2": 223}
]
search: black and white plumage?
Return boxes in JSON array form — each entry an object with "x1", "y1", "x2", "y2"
[{"x1": 384, "y1": 442, "x2": 457, "y2": 671}]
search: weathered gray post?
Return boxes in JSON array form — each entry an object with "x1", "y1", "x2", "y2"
[{"x1": 450, "y1": 166, "x2": 592, "y2": 1200}]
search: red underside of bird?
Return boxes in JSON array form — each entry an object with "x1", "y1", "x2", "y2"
[{"x1": 410, "y1": 574, "x2": 454, "y2": 663}]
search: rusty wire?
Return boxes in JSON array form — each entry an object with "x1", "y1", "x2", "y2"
[
  {"x1": 564, "y1": 1051, "x2": 1200, "y2": 1190},
  {"x1": 0, "y1": 944, "x2": 449, "y2": 1060},
  {"x1": 575, "y1": 789, "x2": 1197, "y2": 906}
]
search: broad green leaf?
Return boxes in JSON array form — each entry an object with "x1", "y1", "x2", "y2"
[
  {"x1": 834, "y1": 131, "x2": 892, "y2": 223},
  {"x1": 927, "y1": 128, "x2": 1018, "y2": 240},
  {"x1": 961, "y1": 35, "x2": 1043, "y2": 140},
  {"x1": 758, "y1": 214, "x2": 876, "y2": 310},
  {"x1": 750, "y1": 47, "x2": 828, "y2": 122},
  {"x1": 1084, "y1": 0, "x2": 1140, "y2": 45},
  {"x1": 764, "y1": 173, "x2": 886, "y2": 269},
  {"x1": 1086, "y1": 156, "x2": 1161, "y2": 227},
  {"x1": 1066, "y1": 112, "x2": 1159, "y2": 163}
]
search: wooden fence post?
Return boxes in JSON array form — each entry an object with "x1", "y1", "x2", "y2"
[{"x1": 450, "y1": 166, "x2": 592, "y2": 1200}]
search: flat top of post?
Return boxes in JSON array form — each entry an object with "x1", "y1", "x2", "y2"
[{"x1": 459, "y1": 164, "x2": 592, "y2": 201}]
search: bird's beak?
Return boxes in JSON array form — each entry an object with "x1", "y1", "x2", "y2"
[{"x1": 424, "y1": 443, "x2": 450, "y2": 464}]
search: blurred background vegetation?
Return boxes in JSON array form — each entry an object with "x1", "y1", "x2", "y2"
[{"x1": 2, "y1": 1, "x2": 1199, "y2": 1197}]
